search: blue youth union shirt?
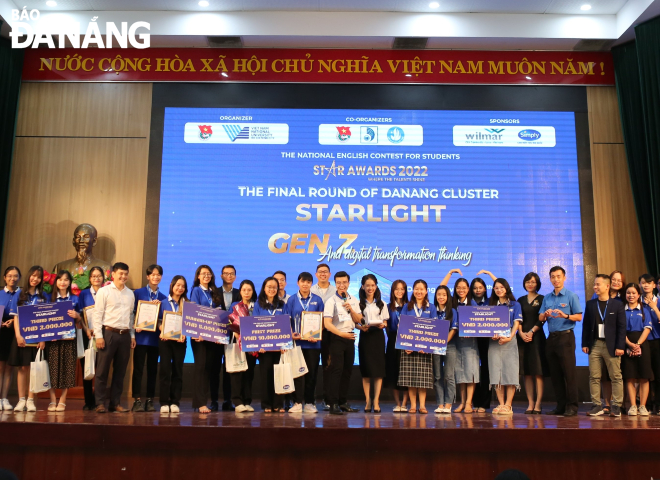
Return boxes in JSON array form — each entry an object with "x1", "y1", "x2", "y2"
[
  {"x1": 625, "y1": 305, "x2": 654, "y2": 332},
  {"x1": 539, "y1": 288, "x2": 582, "y2": 332},
  {"x1": 401, "y1": 303, "x2": 438, "y2": 319},
  {"x1": 134, "y1": 286, "x2": 168, "y2": 347},
  {"x1": 0, "y1": 287, "x2": 20, "y2": 320},
  {"x1": 189, "y1": 286, "x2": 220, "y2": 308},
  {"x1": 252, "y1": 302, "x2": 288, "y2": 317},
  {"x1": 437, "y1": 307, "x2": 459, "y2": 329},
  {"x1": 286, "y1": 293, "x2": 324, "y2": 350}
]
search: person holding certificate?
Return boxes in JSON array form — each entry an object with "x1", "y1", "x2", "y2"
[
  {"x1": 228, "y1": 279, "x2": 258, "y2": 413},
  {"x1": 471, "y1": 272, "x2": 496, "y2": 413},
  {"x1": 131, "y1": 264, "x2": 167, "y2": 413},
  {"x1": 433, "y1": 285, "x2": 458, "y2": 414},
  {"x1": 385, "y1": 280, "x2": 409, "y2": 412},
  {"x1": 253, "y1": 277, "x2": 289, "y2": 413},
  {"x1": 77, "y1": 266, "x2": 105, "y2": 411},
  {"x1": 41, "y1": 270, "x2": 81, "y2": 412},
  {"x1": 0, "y1": 266, "x2": 21, "y2": 412},
  {"x1": 399, "y1": 279, "x2": 437, "y2": 414},
  {"x1": 9, "y1": 266, "x2": 45, "y2": 412},
  {"x1": 488, "y1": 279, "x2": 522, "y2": 415},
  {"x1": 189, "y1": 265, "x2": 223, "y2": 414},
  {"x1": 451, "y1": 277, "x2": 480, "y2": 413},
  {"x1": 357, "y1": 274, "x2": 388, "y2": 413},
  {"x1": 286, "y1": 272, "x2": 324, "y2": 413},
  {"x1": 159, "y1": 275, "x2": 188, "y2": 413}
]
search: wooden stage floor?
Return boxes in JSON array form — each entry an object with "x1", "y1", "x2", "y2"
[{"x1": 1, "y1": 399, "x2": 660, "y2": 480}]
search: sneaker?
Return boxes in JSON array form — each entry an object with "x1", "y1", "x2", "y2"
[
  {"x1": 586, "y1": 405, "x2": 604, "y2": 416},
  {"x1": 26, "y1": 399, "x2": 36, "y2": 412},
  {"x1": 14, "y1": 398, "x2": 26, "y2": 412},
  {"x1": 144, "y1": 398, "x2": 155, "y2": 412},
  {"x1": 628, "y1": 405, "x2": 638, "y2": 416},
  {"x1": 434, "y1": 406, "x2": 444, "y2": 414},
  {"x1": 639, "y1": 405, "x2": 650, "y2": 416},
  {"x1": 289, "y1": 403, "x2": 303, "y2": 413},
  {"x1": 235, "y1": 404, "x2": 247, "y2": 413},
  {"x1": 323, "y1": 403, "x2": 331, "y2": 411},
  {"x1": 610, "y1": 405, "x2": 621, "y2": 417},
  {"x1": 2, "y1": 399, "x2": 12, "y2": 411},
  {"x1": 170, "y1": 404, "x2": 180, "y2": 413},
  {"x1": 160, "y1": 405, "x2": 170, "y2": 413},
  {"x1": 131, "y1": 399, "x2": 145, "y2": 412},
  {"x1": 244, "y1": 405, "x2": 254, "y2": 412},
  {"x1": 393, "y1": 406, "x2": 402, "y2": 412},
  {"x1": 304, "y1": 404, "x2": 318, "y2": 413}
]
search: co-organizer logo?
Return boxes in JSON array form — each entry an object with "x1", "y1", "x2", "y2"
[
  {"x1": 387, "y1": 127, "x2": 405, "y2": 144},
  {"x1": 518, "y1": 129, "x2": 542, "y2": 141}
]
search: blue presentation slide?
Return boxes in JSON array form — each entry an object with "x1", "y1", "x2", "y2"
[{"x1": 158, "y1": 107, "x2": 586, "y2": 364}]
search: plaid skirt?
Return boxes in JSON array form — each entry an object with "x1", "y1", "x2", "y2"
[{"x1": 398, "y1": 351, "x2": 433, "y2": 389}]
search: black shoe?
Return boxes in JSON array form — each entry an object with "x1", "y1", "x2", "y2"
[
  {"x1": 586, "y1": 405, "x2": 604, "y2": 416},
  {"x1": 221, "y1": 401, "x2": 234, "y2": 411},
  {"x1": 323, "y1": 403, "x2": 331, "y2": 411},
  {"x1": 131, "y1": 399, "x2": 145, "y2": 412},
  {"x1": 145, "y1": 398, "x2": 155, "y2": 412},
  {"x1": 339, "y1": 403, "x2": 359, "y2": 413},
  {"x1": 210, "y1": 401, "x2": 219, "y2": 412},
  {"x1": 82, "y1": 404, "x2": 92, "y2": 411},
  {"x1": 546, "y1": 408, "x2": 565, "y2": 415},
  {"x1": 610, "y1": 405, "x2": 621, "y2": 417},
  {"x1": 329, "y1": 404, "x2": 344, "y2": 415},
  {"x1": 563, "y1": 409, "x2": 578, "y2": 417}
]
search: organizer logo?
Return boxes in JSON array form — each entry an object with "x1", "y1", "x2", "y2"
[
  {"x1": 387, "y1": 126, "x2": 405, "y2": 144},
  {"x1": 184, "y1": 123, "x2": 289, "y2": 144},
  {"x1": 361, "y1": 126, "x2": 377, "y2": 144},
  {"x1": 319, "y1": 124, "x2": 423, "y2": 146},
  {"x1": 336, "y1": 126, "x2": 352, "y2": 142}
]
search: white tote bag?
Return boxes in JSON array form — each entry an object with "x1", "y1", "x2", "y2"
[
  {"x1": 286, "y1": 344, "x2": 308, "y2": 379},
  {"x1": 274, "y1": 355, "x2": 295, "y2": 394},
  {"x1": 29, "y1": 349, "x2": 51, "y2": 393},
  {"x1": 83, "y1": 345, "x2": 96, "y2": 380},
  {"x1": 225, "y1": 339, "x2": 248, "y2": 373},
  {"x1": 76, "y1": 329, "x2": 85, "y2": 359}
]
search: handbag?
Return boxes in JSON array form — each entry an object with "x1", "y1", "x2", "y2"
[
  {"x1": 274, "y1": 355, "x2": 295, "y2": 394},
  {"x1": 225, "y1": 337, "x2": 248, "y2": 373},
  {"x1": 284, "y1": 344, "x2": 308, "y2": 378},
  {"x1": 84, "y1": 345, "x2": 96, "y2": 380},
  {"x1": 29, "y1": 349, "x2": 51, "y2": 393},
  {"x1": 76, "y1": 328, "x2": 85, "y2": 359}
]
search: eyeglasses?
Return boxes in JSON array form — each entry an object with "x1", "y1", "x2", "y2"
[{"x1": 222, "y1": 272, "x2": 236, "y2": 276}]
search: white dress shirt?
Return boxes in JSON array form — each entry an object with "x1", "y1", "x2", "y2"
[
  {"x1": 93, "y1": 282, "x2": 135, "y2": 338},
  {"x1": 311, "y1": 283, "x2": 336, "y2": 303},
  {"x1": 324, "y1": 293, "x2": 360, "y2": 333}
]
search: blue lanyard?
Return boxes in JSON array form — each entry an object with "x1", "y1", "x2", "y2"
[
  {"x1": 297, "y1": 293, "x2": 311, "y2": 311},
  {"x1": 598, "y1": 300, "x2": 609, "y2": 322},
  {"x1": 201, "y1": 288, "x2": 212, "y2": 307},
  {"x1": 149, "y1": 288, "x2": 159, "y2": 301},
  {"x1": 413, "y1": 304, "x2": 425, "y2": 317},
  {"x1": 169, "y1": 300, "x2": 179, "y2": 312}
]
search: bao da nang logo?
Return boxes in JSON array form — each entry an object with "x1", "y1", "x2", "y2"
[{"x1": 9, "y1": 8, "x2": 150, "y2": 48}]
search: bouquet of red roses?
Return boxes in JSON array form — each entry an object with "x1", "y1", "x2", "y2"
[{"x1": 228, "y1": 301, "x2": 249, "y2": 333}]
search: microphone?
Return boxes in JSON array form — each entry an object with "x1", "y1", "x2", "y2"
[{"x1": 341, "y1": 292, "x2": 347, "y2": 301}]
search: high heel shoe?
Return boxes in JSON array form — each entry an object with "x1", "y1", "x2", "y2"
[{"x1": 364, "y1": 405, "x2": 373, "y2": 413}]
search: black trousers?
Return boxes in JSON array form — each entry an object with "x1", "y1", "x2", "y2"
[
  {"x1": 132, "y1": 344, "x2": 159, "y2": 399},
  {"x1": 293, "y1": 348, "x2": 321, "y2": 404},
  {"x1": 259, "y1": 351, "x2": 284, "y2": 410},
  {"x1": 95, "y1": 329, "x2": 131, "y2": 408},
  {"x1": 321, "y1": 332, "x2": 332, "y2": 404},
  {"x1": 545, "y1": 330, "x2": 578, "y2": 411},
  {"x1": 326, "y1": 334, "x2": 354, "y2": 406},
  {"x1": 80, "y1": 334, "x2": 95, "y2": 407},
  {"x1": 230, "y1": 354, "x2": 258, "y2": 406},
  {"x1": 473, "y1": 337, "x2": 492, "y2": 409},
  {"x1": 647, "y1": 339, "x2": 660, "y2": 407},
  {"x1": 159, "y1": 339, "x2": 186, "y2": 406},
  {"x1": 209, "y1": 343, "x2": 232, "y2": 405},
  {"x1": 191, "y1": 340, "x2": 214, "y2": 409}
]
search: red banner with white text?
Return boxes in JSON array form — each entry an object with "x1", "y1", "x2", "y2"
[{"x1": 21, "y1": 48, "x2": 614, "y2": 85}]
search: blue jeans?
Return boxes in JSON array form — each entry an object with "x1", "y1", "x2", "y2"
[{"x1": 433, "y1": 342, "x2": 457, "y2": 405}]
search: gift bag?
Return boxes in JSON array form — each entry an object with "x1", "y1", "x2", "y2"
[
  {"x1": 29, "y1": 349, "x2": 50, "y2": 393},
  {"x1": 274, "y1": 356, "x2": 295, "y2": 394},
  {"x1": 287, "y1": 344, "x2": 308, "y2": 378},
  {"x1": 84, "y1": 346, "x2": 96, "y2": 380},
  {"x1": 76, "y1": 328, "x2": 85, "y2": 359},
  {"x1": 225, "y1": 339, "x2": 248, "y2": 373}
]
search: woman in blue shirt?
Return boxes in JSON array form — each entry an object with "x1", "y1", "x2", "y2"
[
  {"x1": 0, "y1": 266, "x2": 20, "y2": 412},
  {"x1": 385, "y1": 280, "x2": 409, "y2": 412},
  {"x1": 488, "y1": 278, "x2": 522, "y2": 415},
  {"x1": 621, "y1": 283, "x2": 655, "y2": 416},
  {"x1": 159, "y1": 275, "x2": 188, "y2": 413},
  {"x1": 40, "y1": 270, "x2": 80, "y2": 412},
  {"x1": 399, "y1": 279, "x2": 437, "y2": 414},
  {"x1": 471, "y1": 271, "x2": 496, "y2": 413},
  {"x1": 189, "y1": 265, "x2": 222, "y2": 413},
  {"x1": 253, "y1": 276, "x2": 288, "y2": 413},
  {"x1": 433, "y1": 285, "x2": 458, "y2": 414},
  {"x1": 452, "y1": 277, "x2": 480, "y2": 413}
]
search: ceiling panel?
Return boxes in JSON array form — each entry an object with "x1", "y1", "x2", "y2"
[
  {"x1": 394, "y1": 0, "x2": 555, "y2": 14},
  {"x1": 544, "y1": 0, "x2": 629, "y2": 14}
]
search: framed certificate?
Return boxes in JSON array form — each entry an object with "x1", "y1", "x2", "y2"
[
  {"x1": 162, "y1": 311, "x2": 183, "y2": 340},
  {"x1": 134, "y1": 300, "x2": 160, "y2": 332},
  {"x1": 300, "y1": 311, "x2": 323, "y2": 341},
  {"x1": 82, "y1": 305, "x2": 95, "y2": 330}
]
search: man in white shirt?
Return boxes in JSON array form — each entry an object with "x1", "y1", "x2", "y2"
[
  {"x1": 93, "y1": 262, "x2": 136, "y2": 413},
  {"x1": 323, "y1": 271, "x2": 362, "y2": 415},
  {"x1": 311, "y1": 264, "x2": 336, "y2": 410}
]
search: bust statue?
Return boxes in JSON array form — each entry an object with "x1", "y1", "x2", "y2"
[{"x1": 53, "y1": 223, "x2": 112, "y2": 274}]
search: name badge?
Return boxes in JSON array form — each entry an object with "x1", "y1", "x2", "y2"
[{"x1": 598, "y1": 324, "x2": 605, "y2": 338}]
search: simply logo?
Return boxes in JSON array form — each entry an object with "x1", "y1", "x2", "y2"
[
  {"x1": 518, "y1": 129, "x2": 542, "y2": 141},
  {"x1": 387, "y1": 126, "x2": 405, "y2": 144},
  {"x1": 223, "y1": 125, "x2": 250, "y2": 142},
  {"x1": 198, "y1": 125, "x2": 213, "y2": 140},
  {"x1": 10, "y1": 9, "x2": 150, "y2": 49},
  {"x1": 336, "y1": 126, "x2": 352, "y2": 142}
]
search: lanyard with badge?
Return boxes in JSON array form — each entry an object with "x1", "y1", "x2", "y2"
[
  {"x1": 169, "y1": 300, "x2": 179, "y2": 313},
  {"x1": 202, "y1": 289, "x2": 213, "y2": 307},
  {"x1": 298, "y1": 293, "x2": 311, "y2": 312},
  {"x1": 597, "y1": 300, "x2": 608, "y2": 338},
  {"x1": 414, "y1": 304, "x2": 425, "y2": 317},
  {"x1": 149, "y1": 288, "x2": 159, "y2": 301}
]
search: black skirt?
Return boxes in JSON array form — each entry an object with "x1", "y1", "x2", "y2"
[
  {"x1": 8, "y1": 337, "x2": 38, "y2": 367},
  {"x1": 0, "y1": 325, "x2": 15, "y2": 361},
  {"x1": 358, "y1": 327, "x2": 386, "y2": 378},
  {"x1": 517, "y1": 330, "x2": 550, "y2": 377},
  {"x1": 385, "y1": 332, "x2": 406, "y2": 390},
  {"x1": 622, "y1": 331, "x2": 654, "y2": 380}
]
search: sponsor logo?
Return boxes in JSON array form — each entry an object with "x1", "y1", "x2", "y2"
[
  {"x1": 361, "y1": 126, "x2": 377, "y2": 143},
  {"x1": 336, "y1": 126, "x2": 352, "y2": 142},
  {"x1": 387, "y1": 126, "x2": 405, "y2": 144},
  {"x1": 400, "y1": 342, "x2": 413, "y2": 347},
  {"x1": 223, "y1": 125, "x2": 250, "y2": 142},
  {"x1": 518, "y1": 129, "x2": 541, "y2": 141},
  {"x1": 485, "y1": 128, "x2": 505, "y2": 134},
  {"x1": 198, "y1": 125, "x2": 213, "y2": 140}
]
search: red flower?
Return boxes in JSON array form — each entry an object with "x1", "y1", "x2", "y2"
[
  {"x1": 71, "y1": 284, "x2": 81, "y2": 296},
  {"x1": 43, "y1": 271, "x2": 51, "y2": 283}
]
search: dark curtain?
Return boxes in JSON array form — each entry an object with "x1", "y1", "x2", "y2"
[
  {"x1": 612, "y1": 15, "x2": 660, "y2": 276},
  {"x1": 0, "y1": 36, "x2": 24, "y2": 260}
]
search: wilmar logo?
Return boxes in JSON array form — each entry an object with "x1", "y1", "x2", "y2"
[
  {"x1": 184, "y1": 123, "x2": 289, "y2": 144},
  {"x1": 453, "y1": 125, "x2": 556, "y2": 147},
  {"x1": 9, "y1": 9, "x2": 150, "y2": 48}
]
